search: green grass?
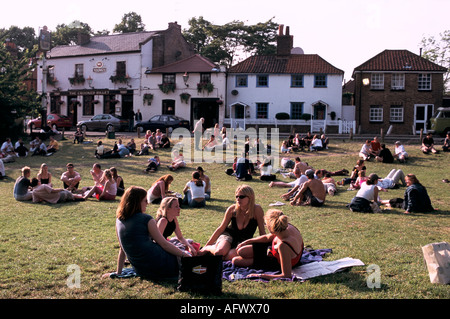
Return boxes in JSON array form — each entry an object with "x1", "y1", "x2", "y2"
[{"x1": 0, "y1": 136, "x2": 449, "y2": 299}]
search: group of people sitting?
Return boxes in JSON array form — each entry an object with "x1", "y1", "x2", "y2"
[
  {"x1": 13, "y1": 162, "x2": 125, "y2": 204},
  {"x1": 104, "y1": 184, "x2": 304, "y2": 281},
  {"x1": 281, "y1": 132, "x2": 329, "y2": 153},
  {"x1": 358, "y1": 137, "x2": 409, "y2": 163},
  {"x1": 1, "y1": 136, "x2": 59, "y2": 162}
]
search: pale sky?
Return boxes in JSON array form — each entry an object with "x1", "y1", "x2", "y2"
[{"x1": 2, "y1": 0, "x2": 449, "y2": 81}]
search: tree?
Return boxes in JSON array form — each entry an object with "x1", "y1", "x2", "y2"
[
  {"x1": 52, "y1": 21, "x2": 93, "y2": 46},
  {"x1": 183, "y1": 17, "x2": 278, "y2": 67},
  {"x1": 0, "y1": 42, "x2": 40, "y2": 139},
  {"x1": 0, "y1": 26, "x2": 37, "y2": 58},
  {"x1": 113, "y1": 12, "x2": 145, "y2": 33},
  {"x1": 420, "y1": 30, "x2": 450, "y2": 93}
]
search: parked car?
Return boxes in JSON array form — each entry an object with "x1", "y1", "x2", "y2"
[
  {"x1": 27, "y1": 113, "x2": 72, "y2": 130},
  {"x1": 135, "y1": 115, "x2": 190, "y2": 133},
  {"x1": 429, "y1": 107, "x2": 450, "y2": 136},
  {"x1": 77, "y1": 114, "x2": 128, "y2": 132}
]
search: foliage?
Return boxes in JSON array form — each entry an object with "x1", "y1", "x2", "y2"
[
  {"x1": 51, "y1": 20, "x2": 93, "y2": 46},
  {"x1": 275, "y1": 112, "x2": 290, "y2": 120},
  {"x1": 158, "y1": 83, "x2": 176, "y2": 94},
  {"x1": 420, "y1": 30, "x2": 450, "y2": 93},
  {"x1": 113, "y1": 12, "x2": 145, "y2": 33},
  {"x1": 143, "y1": 93, "x2": 154, "y2": 105},
  {"x1": 68, "y1": 75, "x2": 85, "y2": 85},
  {"x1": 300, "y1": 113, "x2": 312, "y2": 121},
  {"x1": 0, "y1": 44, "x2": 40, "y2": 139},
  {"x1": 0, "y1": 26, "x2": 37, "y2": 58},
  {"x1": 109, "y1": 74, "x2": 129, "y2": 84},
  {"x1": 183, "y1": 17, "x2": 278, "y2": 67},
  {"x1": 196, "y1": 81, "x2": 214, "y2": 94},
  {"x1": 179, "y1": 92, "x2": 191, "y2": 104}
]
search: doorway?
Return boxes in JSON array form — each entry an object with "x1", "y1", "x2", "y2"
[
  {"x1": 414, "y1": 104, "x2": 434, "y2": 133},
  {"x1": 67, "y1": 95, "x2": 78, "y2": 127},
  {"x1": 191, "y1": 98, "x2": 219, "y2": 130}
]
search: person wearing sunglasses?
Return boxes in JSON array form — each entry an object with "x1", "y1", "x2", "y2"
[{"x1": 199, "y1": 185, "x2": 265, "y2": 260}]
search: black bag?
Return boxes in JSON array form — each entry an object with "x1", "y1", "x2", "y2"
[{"x1": 177, "y1": 255, "x2": 223, "y2": 294}]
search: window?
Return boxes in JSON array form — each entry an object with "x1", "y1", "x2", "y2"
[
  {"x1": 418, "y1": 73, "x2": 431, "y2": 90},
  {"x1": 200, "y1": 73, "x2": 211, "y2": 83},
  {"x1": 291, "y1": 74, "x2": 304, "y2": 87},
  {"x1": 103, "y1": 95, "x2": 116, "y2": 114},
  {"x1": 256, "y1": 103, "x2": 269, "y2": 119},
  {"x1": 314, "y1": 74, "x2": 327, "y2": 87},
  {"x1": 256, "y1": 75, "x2": 269, "y2": 87},
  {"x1": 371, "y1": 73, "x2": 384, "y2": 90},
  {"x1": 236, "y1": 75, "x2": 248, "y2": 87},
  {"x1": 290, "y1": 102, "x2": 304, "y2": 119},
  {"x1": 390, "y1": 106, "x2": 404, "y2": 122},
  {"x1": 369, "y1": 105, "x2": 383, "y2": 122},
  {"x1": 75, "y1": 64, "x2": 84, "y2": 77},
  {"x1": 162, "y1": 99, "x2": 175, "y2": 115},
  {"x1": 83, "y1": 95, "x2": 94, "y2": 116},
  {"x1": 162, "y1": 73, "x2": 176, "y2": 84},
  {"x1": 391, "y1": 73, "x2": 405, "y2": 90},
  {"x1": 116, "y1": 61, "x2": 126, "y2": 77}
]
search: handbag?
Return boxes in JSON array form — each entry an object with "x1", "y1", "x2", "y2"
[
  {"x1": 177, "y1": 255, "x2": 223, "y2": 294},
  {"x1": 421, "y1": 242, "x2": 450, "y2": 284}
]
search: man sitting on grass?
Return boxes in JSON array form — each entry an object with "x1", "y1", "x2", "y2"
[{"x1": 290, "y1": 169, "x2": 326, "y2": 207}]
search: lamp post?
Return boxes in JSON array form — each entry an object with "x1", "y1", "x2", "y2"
[
  {"x1": 39, "y1": 26, "x2": 51, "y2": 129},
  {"x1": 358, "y1": 75, "x2": 370, "y2": 134}
]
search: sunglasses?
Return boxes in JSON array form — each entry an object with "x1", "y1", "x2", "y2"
[{"x1": 235, "y1": 195, "x2": 247, "y2": 199}]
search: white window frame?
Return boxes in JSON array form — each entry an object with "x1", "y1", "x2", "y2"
[
  {"x1": 369, "y1": 105, "x2": 383, "y2": 122},
  {"x1": 391, "y1": 73, "x2": 405, "y2": 90},
  {"x1": 418, "y1": 73, "x2": 432, "y2": 90},
  {"x1": 390, "y1": 106, "x2": 404, "y2": 122},
  {"x1": 371, "y1": 73, "x2": 384, "y2": 90}
]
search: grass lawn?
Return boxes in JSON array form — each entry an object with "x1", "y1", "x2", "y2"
[{"x1": 0, "y1": 134, "x2": 449, "y2": 300}]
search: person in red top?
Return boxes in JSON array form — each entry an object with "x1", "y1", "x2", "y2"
[
  {"x1": 232, "y1": 209, "x2": 304, "y2": 280},
  {"x1": 370, "y1": 136, "x2": 381, "y2": 157}
]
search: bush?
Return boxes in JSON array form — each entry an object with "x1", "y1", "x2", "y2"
[
  {"x1": 301, "y1": 113, "x2": 312, "y2": 120},
  {"x1": 275, "y1": 112, "x2": 290, "y2": 120}
]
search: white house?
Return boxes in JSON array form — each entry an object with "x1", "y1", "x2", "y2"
[
  {"x1": 36, "y1": 22, "x2": 195, "y2": 128},
  {"x1": 142, "y1": 54, "x2": 227, "y2": 130},
  {"x1": 226, "y1": 25, "x2": 344, "y2": 133}
]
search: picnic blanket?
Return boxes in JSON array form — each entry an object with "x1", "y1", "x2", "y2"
[
  {"x1": 222, "y1": 247, "x2": 333, "y2": 282},
  {"x1": 109, "y1": 248, "x2": 364, "y2": 282}
]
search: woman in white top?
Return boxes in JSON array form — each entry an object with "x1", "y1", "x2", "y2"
[
  {"x1": 348, "y1": 174, "x2": 380, "y2": 213},
  {"x1": 83, "y1": 169, "x2": 117, "y2": 200},
  {"x1": 182, "y1": 171, "x2": 206, "y2": 208},
  {"x1": 394, "y1": 141, "x2": 408, "y2": 163},
  {"x1": 310, "y1": 135, "x2": 323, "y2": 151}
]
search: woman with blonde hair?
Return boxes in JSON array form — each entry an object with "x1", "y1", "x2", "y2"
[
  {"x1": 232, "y1": 209, "x2": 304, "y2": 280},
  {"x1": 103, "y1": 186, "x2": 191, "y2": 279},
  {"x1": 147, "y1": 174, "x2": 174, "y2": 204},
  {"x1": 199, "y1": 185, "x2": 265, "y2": 260},
  {"x1": 37, "y1": 163, "x2": 52, "y2": 186},
  {"x1": 155, "y1": 197, "x2": 198, "y2": 256}
]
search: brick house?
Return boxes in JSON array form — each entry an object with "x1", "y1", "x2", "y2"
[{"x1": 353, "y1": 49, "x2": 447, "y2": 134}]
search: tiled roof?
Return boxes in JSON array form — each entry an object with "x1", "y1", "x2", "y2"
[
  {"x1": 353, "y1": 49, "x2": 447, "y2": 73},
  {"x1": 147, "y1": 54, "x2": 217, "y2": 73},
  {"x1": 228, "y1": 54, "x2": 344, "y2": 74},
  {"x1": 47, "y1": 31, "x2": 158, "y2": 58}
]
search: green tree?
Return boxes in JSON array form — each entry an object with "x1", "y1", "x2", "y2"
[
  {"x1": 420, "y1": 30, "x2": 450, "y2": 92},
  {"x1": 183, "y1": 17, "x2": 278, "y2": 67},
  {"x1": 113, "y1": 12, "x2": 145, "y2": 33},
  {"x1": 0, "y1": 42, "x2": 40, "y2": 139},
  {"x1": 52, "y1": 20, "x2": 93, "y2": 46},
  {"x1": 0, "y1": 26, "x2": 37, "y2": 58}
]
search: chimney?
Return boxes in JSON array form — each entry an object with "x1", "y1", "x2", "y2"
[
  {"x1": 277, "y1": 24, "x2": 293, "y2": 57},
  {"x1": 77, "y1": 32, "x2": 90, "y2": 45}
]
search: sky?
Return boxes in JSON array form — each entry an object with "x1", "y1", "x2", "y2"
[{"x1": 2, "y1": 0, "x2": 449, "y2": 82}]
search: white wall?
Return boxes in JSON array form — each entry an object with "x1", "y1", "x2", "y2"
[{"x1": 226, "y1": 73, "x2": 343, "y2": 120}]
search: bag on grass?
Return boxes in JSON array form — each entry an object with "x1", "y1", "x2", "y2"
[
  {"x1": 421, "y1": 242, "x2": 450, "y2": 284},
  {"x1": 177, "y1": 255, "x2": 223, "y2": 294}
]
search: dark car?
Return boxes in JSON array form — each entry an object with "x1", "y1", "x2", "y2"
[
  {"x1": 28, "y1": 113, "x2": 73, "y2": 130},
  {"x1": 77, "y1": 114, "x2": 128, "y2": 132},
  {"x1": 135, "y1": 115, "x2": 190, "y2": 133}
]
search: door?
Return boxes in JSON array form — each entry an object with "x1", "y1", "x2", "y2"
[
  {"x1": 414, "y1": 104, "x2": 434, "y2": 133},
  {"x1": 313, "y1": 103, "x2": 326, "y2": 120},
  {"x1": 68, "y1": 95, "x2": 78, "y2": 127}
]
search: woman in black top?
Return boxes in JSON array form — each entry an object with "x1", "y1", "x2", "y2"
[
  {"x1": 199, "y1": 185, "x2": 266, "y2": 260},
  {"x1": 155, "y1": 197, "x2": 198, "y2": 256}
]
